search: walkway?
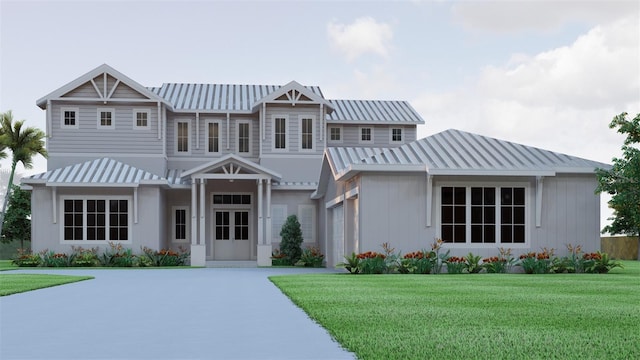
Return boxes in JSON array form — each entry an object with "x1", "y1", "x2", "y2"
[{"x1": 0, "y1": 267, "x2": 355, "y2": 360}]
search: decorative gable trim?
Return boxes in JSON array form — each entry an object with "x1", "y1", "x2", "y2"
[
  {"x1": 36, "y1": 64, "x2": 170, "y2": 109},
  {"x1": 252, "y1": 81, "x2": 334, "y2": 112},
  {"x1": 180, "y1": 154, "x2": 282, "y2": 181}
]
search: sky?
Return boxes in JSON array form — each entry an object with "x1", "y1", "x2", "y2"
[{"x1": 1, "y1": 0, "x2": 639, "y2": 231}]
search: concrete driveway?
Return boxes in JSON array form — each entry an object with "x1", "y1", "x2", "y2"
[{"x1": 0, "y1": 268, "x2": 355, "y2": 360}]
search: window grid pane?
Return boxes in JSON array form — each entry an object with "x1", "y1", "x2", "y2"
[
  {"x1": 238, "y1": 123, "x2": 249, "y2": 153},
  {"x1": 470, "y1": 187, "x2": 496, "y2": 243},
  {"x1": 109, "y1": 200, "x2": 128, "y2": 241},
  {"x1": 330, "y1": 127, "x2": 341, "y2": 141},
  {"x1": 361, "y1": 128, "x2": 371, "y2": 141},
  {"x1": 500, "y1": 187, "x2": 526, "y2": 243},
  {"x1": 441, "y1": 187, "x2": 466, "y2": 243},
  {"x1": 64, "y1": 111, "x2": 76, "y2": 126},
  {"x1": 63, "y1": 200, "x2": 83, "y2": 240},
  {"x1": 301, "y1": 118, "x2": 313, "y2": 149},
  {"x1": 177, "y1": 122, "x2": 189, "y2": 152},
  {"x1": 175, "y1": 209, "x2": 187, "y2": 240},
  {"x1": 208, "y1": 123, "x2": 219, "y2": 152},
  {"x1": 392, "y1": 128, "x2": 402, "y2": 142},
  {"x1": 275, "y1": 118, "x2": 286, "y2": 149},
  {"x1": 100, "y1": 111, "x2": 112, "y2": 126},
  {"x1": 86, "y1": 200, "x2": 106, "y2": 241}
]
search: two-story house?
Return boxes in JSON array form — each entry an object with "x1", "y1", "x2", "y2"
[{"x1": 24, "y1": 64, "x2": 608, "y2": 266}]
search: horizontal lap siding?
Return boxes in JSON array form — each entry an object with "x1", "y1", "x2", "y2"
[
  {"x1": 62, "y1": 82, "x2": 99, "y2": 98},
  {"x1": 334, "y1": 125, "x2": 416, "y2": 147},
  {"x1": 48, "y1": 103, "x2": 162, "y2": 154}
]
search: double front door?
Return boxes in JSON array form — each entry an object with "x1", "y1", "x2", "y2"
[{"x1": 212, "y1": 209, "x2": 251, "y2": 260}]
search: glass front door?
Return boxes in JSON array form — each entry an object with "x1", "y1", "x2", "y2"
[{"x1": 212, "y1": 210, "x2": 251, "y2": 260}]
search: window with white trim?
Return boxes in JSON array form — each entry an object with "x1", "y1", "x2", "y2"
[
  {"x1": 173, "y1": 206, "x2": 189, "y2": 243},
  {"x1": 360, "y1": 127, "x2": 373, "y2": 143},
  {"x1": 237, "y1": 120, "x2": 251, "y2": 154},
  {"x1": 61, "y1": 107, "x2": 79, "y2": 129},
  {"x1": 440, "y1": 186, "x2": 527, "y2": 244},
  {"x1": 97, "y1": 108, "x2": 115, "y2": 129},
  {"x1": 271, "y1": 205, "x2": 287, "y2": 242},
  {"x1": 300, "y1": 116, "x2": 315, "y2": 150},
  {"x1": 62, "y1": 198, "x2": 130, "y2": 242},
  {"x1": 273, "y1": 116, "x2": 288, "y2": 150},
  {"x1": 390, "y1": 128, "x2": 403, "y2": 143},
  {"x1": 329, "y1": 126, "x2": 342, "y2": 143},
  {"x1": 176, "y1": 120, "x2": 191, "y2": 154},
  {"x1": 207, "y1": 120, "x2": 221, "y2": 153},
  {"x1": 298, "y1": 205, "x2": 315, "y2": 242},
  {"x1": 134, "y1": 109, "x2": 150, "y2": 129}
]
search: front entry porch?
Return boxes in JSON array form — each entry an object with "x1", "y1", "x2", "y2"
[{"x1": 180, "y1": 155, "x2": 282, "y2": 266}]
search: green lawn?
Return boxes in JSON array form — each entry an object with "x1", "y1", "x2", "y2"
[
  {"x1": 0, "y1": 274, "x2": 93, "y2": 296},
  {"x1": 270, "y1": 261, "x2": 640, "y2": 360},
  {"x1": 0, "y1": 259, "x2": 18, "y2": 271}
]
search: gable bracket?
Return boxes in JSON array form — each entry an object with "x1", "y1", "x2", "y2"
[{"x1": 90, "y1": 79, "x2": 103, "y2": 98}]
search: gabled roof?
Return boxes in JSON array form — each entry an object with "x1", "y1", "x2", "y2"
[
  {"x1": 36, "y1": 64, "x2": 168, "y2": 109},
  {"x1": 148, "y1": 81, "x2": 328, "y2": 113},
  {"x1": 324, "y1": 129, "x2": 610, "y2": 181},
  {"x1": 181, "y1": 154, "x2": 282, "y2": 180},
  {"x1": 327, "y1": 100, "x2": 424, "y2": 124},
  {"x1": 22, "y1": 158, "x2": 165, "y2": 187},
  {"x1": 251, "y1": 81, "x2": 334, "y2": 112}
]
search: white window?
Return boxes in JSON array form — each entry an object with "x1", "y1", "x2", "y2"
[
  {"x1": 61, "y1": 107, "x2": 79, "y2": 129},
  {"x1": 300, "y1": 115, "x2": 315, "y2": 150},
  {"x1": 61, "y1": 197, "x2": 131, "y2": 243},
  {"x1": 172, "y1": 206, "x2": 189, "y2": 243},
  {"x1": 390, "y1": 128, "x2": 403, "y2": 143},
  {"x1": 359, "y1": 127, "x2": 373, "y2": 144},
  {"x1": 328, "y1": 126, "x2": 342, "y2": 143},
  {"x1": 206, "y1": 120, "x2": 221, "y2": 154},
  {"x1": 133, "y1": 109, "x2": 150, "y2": 129},
  {"x1": 97, "y1": 108, "x2": 115, "y2": 129},
  {"x1": 438, "y1": 185, "x2": 527, "y2": 245},
  {"x1": 273, "y1": 115, "x2": 288, "y2": 151},
  {"x1": 236, "y1": 120, "x2": 251, "y2": 154},
  {"x1": 271, "y1": 205, "x2": 287, "y2": 242},
  {"x1": 175, "y1": 120, "x2": 191, "y2": 154},
  {"x1": 298, "y1": 204, "x2": 315, "y2": 243}
]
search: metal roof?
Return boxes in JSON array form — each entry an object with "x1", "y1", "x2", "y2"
[
  {"x1": 148, "y1": 83, "x2": 324, "y2": 112},
  {"x1": 326, "y1": 100, "x2": 424, "y2": 124},
  {"x1": 327, "y1": 129, "x2": 609, "y2": 179},
  {"x1": 23, "y1": 158, "x2": 164, "y2": 186}
]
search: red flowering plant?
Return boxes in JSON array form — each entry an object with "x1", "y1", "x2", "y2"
[
  {"x1": 271, "y1": 249, "x2": 289, "y2": 266},
  {"x1": 12, "y1": 248, "x2": 42, "y2": 267},
  {"x1": 357, "y1": 250, "x2": 388, "y2": 274},
  {"x1": 582, "y1": 251, "x2": 623, "y2": 274},
  {"x1": 99, "y1": 242, "x2": 136, "y2": 267},
  {"x1": 41, "y1": 250, "x2": 73, "y2": 267},
  {"x1": 295, "y1": 246, "x2": 325, "y2": 267},
  {"x1": 71, "y1": 246, "x2": 99, "y2": 267},
  {"x1": 483, "y1": 248, "x2": 515, "y2": 274},
  {"x1": 445, "y1": 256, "x2": 466, "y2": 274},
  {"x1": 141, "y1": 246, "x2": 190, "y2": 266},
  {"x1": 399, "y1": 250, "x2": 436, "y2": 274},
  {"x1": 518, "y1": 248, "x2": 555, "y2": 274}
]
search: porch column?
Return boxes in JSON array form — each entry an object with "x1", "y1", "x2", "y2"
[
  {"x1": 257, "y1": 177, "x2": 272, "y2": 266},
  {"x1": 257, "y1": 179, "x2": 264, "y2": 244},
  {"x1": 190, "y1": 177, "x2": 206, "y2": 266},
  {"x1": 199, "y1": 179, "x2": 206, "y2": 245},
  {"x1": 266, "y1": 179, "x2": 272, "y2": 245}
]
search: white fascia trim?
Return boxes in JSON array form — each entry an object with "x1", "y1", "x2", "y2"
[
  {"x1": 46, "y1": 183, "x2": 141, "y2": 188},
  {"x1": 428, "y1": 169, "x2": 556, "y2": 176},
  {"x1": 271, "y1": 185, "x2": 317, "y2": 191},
  {"x1": 345, "y1": 187, "x2": 359, "y2": 199},
  {"x1": 20, "y1": 184, "x2": 34, "y2": 191},
  {"x1": 327, "y1": 120, "x2": 421, "y2": 125},
  {"x1": 259, "y1": 154, "x2": 322, "y2": 160},
  {"x1": 325, "y1": 194, "x2": 345, "y2": 209},
  {"x1": 554, "y1": 167, "x2": 599, "y2": 174},
  {"x1": 48, "y1": 153, "x2": 166, "y2": 158},
  {"x1": 335, "y1": 164, "x2": 426, "y2": 181}
]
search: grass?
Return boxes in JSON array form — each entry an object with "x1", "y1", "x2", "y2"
[
  {"x1": 0, "y1": 274, "x2": 93, "y2": 296},
  {"x1": 0, "y1": 259, "x2": 18, "y2": 271},
  {"x1": 270, "y1": 261, "x2": 640, "y2": 360}
]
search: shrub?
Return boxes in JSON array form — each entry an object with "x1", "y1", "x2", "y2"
[
  {"x1": 295, "y1": 246, "x2": 325, "y2": 267},
  {"x1": 463, "y1": 253, "x2": 483, "y2": 273},
  {"x1": 41, "y1": 250, "x2": 73, "y2": 267},
  {"x1": 358, "y1": 251, "x2": 387, "y2": 274},
  {"x1": 99, "y1": 242, "x2": 136, "y2": 267},
  {"x1": 446, "y1": 256, "x2": 466, "y2": 274},
  {"x1": 279, "y1": 215, "x2": 303, "y2": 265},
  {"x1": 12, "y1": 248, "x2": 41, "y2": 267},
  {"x1": 400, "y1": 250, "x2": 435, "y2": 274},
  {"x1": 583, "y1": 251, "x2": 623, "y2": 273},
  {"x1": 71, "y1": 246, "x2": 99, "y2": 267},
  {"x1": 518, "y1": 248, "x2": 554, "y2": 274},
  {"x1": 141, "y1": 246, "x2": 189, "y2": 266},
  {"x1": 271, "y1": 249, "x2": 289, "y2": 266},
  {"x1": 336, "y1": 252, "x2": 361, "y2": 274}
]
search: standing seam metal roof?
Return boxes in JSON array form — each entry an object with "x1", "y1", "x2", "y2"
[
  {"x1": 24, "y1": 158, "x2": 163, "y2": 185},
  {"x1": 326, "y1": 99, "x2": 424, "y2": 124},
  {"x1": 327, "y1": 129, "x2": 608, "y2": 175}
]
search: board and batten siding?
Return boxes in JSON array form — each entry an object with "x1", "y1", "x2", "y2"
[
  {"x1": 48, "y1": 103, "x2": 162, "y2": 155},
  {"x1": 262, "y1": 105, "x2": 324, "y2": 155},
  {"x1": 166, "y1": 114, "x2": 259, "y2": 161}
]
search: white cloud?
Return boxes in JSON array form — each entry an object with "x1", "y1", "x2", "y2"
[
  {"x1": 451, "y1": 0, "x2": 638, "y2": 32},
  {"x1": 327, "y1": 17, "x2": 393, "y2": 62},
  {"x1": 413, "y1": 15, "x2": 639, "y2": 165}
]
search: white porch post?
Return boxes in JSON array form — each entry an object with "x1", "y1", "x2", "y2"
[
  {"x1": 257, "y1": 177, "x2": 272, "y2": 266},
  {"x1": 199, "y1": 179, "x2": 206, "y2": 244},
  {"x1": 190, "y1": 176, "x2": 206, "y2": 266},
  {"x1": 266, "y1": 179, "x2": 272, "y2": 245}
]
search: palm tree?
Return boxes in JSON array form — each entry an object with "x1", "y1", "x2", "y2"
[{"x1": 0, "y1": 110, "x2": 47, "y2": 232}]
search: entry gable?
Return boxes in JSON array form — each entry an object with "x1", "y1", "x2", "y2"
[
  {"x1": 36, "y1": 64, "x2": 169, "y2": 109},
  {"x1": 181, "y1": 154, "x2": 282, "y2": 181},
  {"x1": 252, "y1": 81, "x2": 334, "y2": 113}
]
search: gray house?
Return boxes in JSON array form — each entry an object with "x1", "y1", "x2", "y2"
[{"x1": 23, "y1": 64, "x2": 607, "y2": 266}]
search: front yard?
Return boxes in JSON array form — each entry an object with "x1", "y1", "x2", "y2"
[{"x1": 270, "y1": 261, "x2": 639, "y2": 360}]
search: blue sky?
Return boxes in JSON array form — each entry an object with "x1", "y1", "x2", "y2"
[{"x1": 1, "y1": 0, "x2": 639, "y2": 229}]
